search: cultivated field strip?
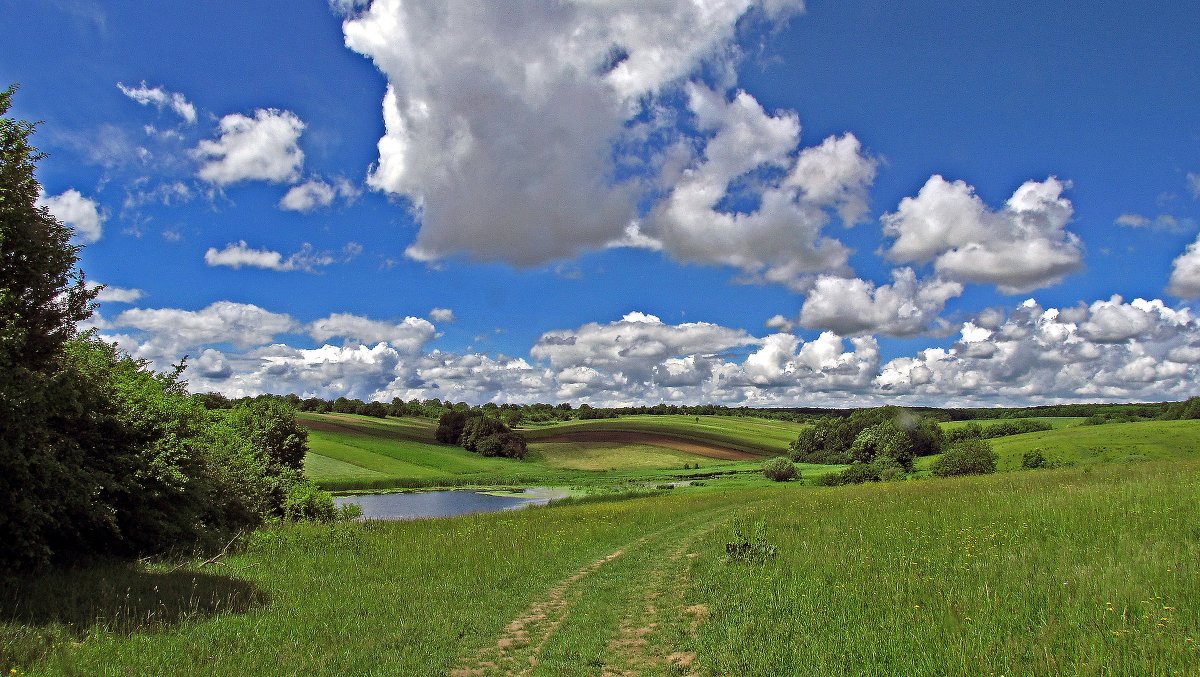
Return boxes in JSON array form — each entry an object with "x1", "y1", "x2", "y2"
[{"x1": 448, "y1": 505, "x2": 743, "y2": 676}]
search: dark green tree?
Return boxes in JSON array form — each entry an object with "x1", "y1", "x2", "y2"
[
  {"x1": 932, "y1": 439, "x2": 998, "y2": 477},
  {"x1": 0, "y1": 85, "x2": 101, "y2": 569}
]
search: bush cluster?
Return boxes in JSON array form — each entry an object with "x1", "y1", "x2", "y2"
[
  {"x1": 792, "y1": 407, "x2": 946, "y2": 485},
  {"x1": 931, "y1": 439, "x2": 998, "y2": 477},
  {"x1": 945, "y1": 419, "x2": 1052, "y2": 444},
  {"x1": 435, "y1": 411, "x2": 528, "y2": 459}
]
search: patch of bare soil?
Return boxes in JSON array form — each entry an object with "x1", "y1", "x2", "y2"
[{"x1": 538, "y1": 431, "x2": 758, "y2": 461}]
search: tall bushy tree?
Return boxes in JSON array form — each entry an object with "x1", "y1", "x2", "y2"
[
  {"x1": 0, "y1": 88, "x2": 335, "y2": 570},
  {"x1": 0, "y1": 85, "x2": 100, "y2": 569}
]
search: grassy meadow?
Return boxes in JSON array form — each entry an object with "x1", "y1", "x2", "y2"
[
  {"x1": 300, "y1": 412, "x2": 813, "y2": 492},
  {"x1": 4, "y1": 461, "x2": 1198, "y2": 675}
]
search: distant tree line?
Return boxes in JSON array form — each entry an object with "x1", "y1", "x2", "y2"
[{"x1": 205, "y1": 392, "x2": 1200, "y2": 428}]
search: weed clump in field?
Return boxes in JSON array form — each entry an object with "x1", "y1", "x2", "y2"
[
  {"x1": 723, "y1": 517, "x2": 777, "y2": 564},
  {"x1": 1020, "y1": 448, "x2": 1067, "y2": 470}
]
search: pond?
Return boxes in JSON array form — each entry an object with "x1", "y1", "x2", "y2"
[{"x1": 334, "y1": 488, "x2": 564, "y2": 521}]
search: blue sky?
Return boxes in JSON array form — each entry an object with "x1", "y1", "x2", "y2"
[{"x1": 4, "y1": 0, "x2": 1200, "y2": 407}]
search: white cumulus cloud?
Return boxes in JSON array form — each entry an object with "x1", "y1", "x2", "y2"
[
  {"x1": 876, "y1": 297, "x2": 1200, "y2": 403},
  {"x1": 117, "y1": 81, "x2": 197, "y2": 123},
  {"x1": 651, "y1": 87, "x2": 875, "y2": 289},
  {"x1": 193, "y1": 109, "x2": 305, "y2": 186},
  {"x1": 279, "y1": 177, "x2": 360, "y2": 212},
  {"x1": 1167, "y1": 233, "x2": 1200, "y2": 298},
  {"x1": 342, "y1": 0, "x2": 804, "y2": 266},
  {"x1": 88, "y1": 282, "x2": 144, "y2": 304},
  {"x1": 36, "y1": 189, "x2": 105, "y2": 242},
  {"x1": 883, "y1": 175, "x2": 1083, "y2": 294},
  {"x1": 308, "y1": 313, "x2": 436, "y2": 352},
  {"x1": 799, "y1": 268, "x2": 963, "y2": 336},
  {"x1": 204, "y1": 241, "x2": 359, "y2": 272}
]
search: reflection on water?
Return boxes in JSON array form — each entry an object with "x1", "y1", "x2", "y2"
[{"x1": 334, "y1": 489, "x2": 554, "y2": 520}]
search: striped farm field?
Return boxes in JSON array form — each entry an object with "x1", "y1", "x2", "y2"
[
  {"x1": 298, "y1": 413, "x2": 796, "y2": 491},
  {"x1": 520, "y1": 414, "x2": 808, "y2": 456}
]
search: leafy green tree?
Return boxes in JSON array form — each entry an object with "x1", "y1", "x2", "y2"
[
  {"x1": 435, "y1": 410, "x2": 473, "y2": 444},
  {"x1": 0, "y1": 85, "x2": 100, "y2": 569},
  {"x1": 849, "y1": 420, "x2": 916, "y2": 470}
]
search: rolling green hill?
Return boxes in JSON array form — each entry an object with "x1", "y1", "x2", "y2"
[
  {"x1": 986, "y1": 419, "x2": 1200, "y2": 470},
  {"x1": 299, "y1": 413, "x2": 807, "y2": 491},
  {"x1": 520, "y1": 414, "x2": 807, "y2": 455}
]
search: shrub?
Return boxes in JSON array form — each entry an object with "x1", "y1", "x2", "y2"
[
  {"x1": 762, "y1": 456, "x2": 799, "y2": 482},
  {"x1": 849, "y1": 421, "x2": 916, "y2": 470},
  {"x1": 475, "y1": 431, "x2": 528, "y2": 459},
  {"x1": 1021, "y1": 448, "x2": 1048, "y2": 469},
  {"x1": 839, "y1": 462, "x2": 883, "y2": 484},
  {"x1": 932, "y1": 439, "x2": 997, "y2": 477},
  {"x1": 281, "y1": 479, "x2": 339, "y2": 522}
]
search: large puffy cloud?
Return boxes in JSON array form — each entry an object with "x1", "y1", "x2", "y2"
[
  {"x1": 531, "y1": 311, "x2": 758, "y2": 377},
  {"x1": 308, "y1": 313, "x2": 436, "y2": 351},
  {"x1": 36, "y1": 189, "x2": 105, "y2": 242},
  {"x1": 113, "y1": 301, "x2": 299, "y2": 354},
  {"x1": 193, "y1": 109, "x2": 305, "y2": 186},
  {"x1": 342, "y1": 0, "x2": 804, "y2": 266},
  {"x1": 883, "y1": 175, "x2": 1083, "y2": 294},
  {"x1": 117, "y1": 81, "x2": 197, "y2": 123},
  {"x1": 651, "y1": 87, "x2": 876, "y2": 288},
  {"x1": 798, "y1": 268, "x2": 962, "y2": 336},
  {"x1": 1167, "y1": 233, "x2": 1200, "y2": 298},
  {"x1": 877, "y1": 297, "x2": 1200, "y2": 403}
]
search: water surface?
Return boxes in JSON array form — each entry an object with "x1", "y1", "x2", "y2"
[{"x1": 335, "y1": 488, "x2": 559, "y2": 520}]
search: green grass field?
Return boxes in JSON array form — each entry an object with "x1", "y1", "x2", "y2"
[
  {"x1": 299, "y1": 413, "x2": 810, "y2": 491},
  {"x1": 987, "y1": 419, "x2": 1200, "y2": 469},
  {"x1": 520, "y1": 414, "x2": 807, "y2": 455},
  {"x1": 6, "y1": 461, "x2": 1198, "y2": 675}
]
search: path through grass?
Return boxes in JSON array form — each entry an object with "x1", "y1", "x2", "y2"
[{"x1": 7, "y1": 461, "x2": 1199, "y2": 675}]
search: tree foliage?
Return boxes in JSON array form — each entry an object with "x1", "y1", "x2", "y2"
[
  {"x1": 932, "y1": 439, "x2": 998, "y2": 477},
  {"x1": 435, "y1": 410, "x2": 528, "y2": 460},
  {"x1": 0, "y1": 88, "x2": 335, "y2": 571},
  {"x1": 792, "y1": 407, "x2": 943, "y2": 470}
]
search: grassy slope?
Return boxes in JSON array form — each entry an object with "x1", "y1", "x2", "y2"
[
  {"x1": 301, "y1": 413, "x2": 810, "y2": 491},
  {"x1": 987, "y1": 419, "x2": 1200, "y2": 470},
  {"x1": 520, "y1": 414, "x2": 807, "y2": 455},
  {"x1": 9, "y1": 461, "x2": 1199, "y2": 675}
]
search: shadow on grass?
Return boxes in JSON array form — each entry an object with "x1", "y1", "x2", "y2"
[{"x1": 1, "y1": 563, "x2": 266, "y2": 669}]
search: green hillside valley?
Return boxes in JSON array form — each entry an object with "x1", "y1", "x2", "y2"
[{"x1": 8, "y1": 400, "x2": 1200, "y2": 675}]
